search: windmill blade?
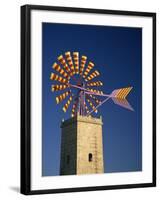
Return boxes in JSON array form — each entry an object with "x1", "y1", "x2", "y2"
[
  {"x1": 71, "y1": 98, "x2": 78, "y2": 117},
  {"x1": 51, "y1": 84, "x2": 69, "y2": 92},
  {"x1": 84, "y1": 101, "x2": 90, "y2": 114},
  {"x1": 56, "y1": 90, "x2": 71, "y2": 104},
  {"x1": 85, "y1": 70, "x2": 100, "y2": 81},
  {"x1": 79, "y1": 56, "x2": 87, "y2": 75},
  {"x1": 111, "y1": 87, "x2": 133, "y2": 99},
  {"x1": 58, "y1": 55, "x2": 73, "y2": 76},
  {"x1": 86, "y1": 88, "x2": 103, "y2": 95},
  {"x1": 71, "y1": 103, "x2": 76, "y2": 117},
  {"x1": 62, "y1": 95, "x2": 73, "y2": 112},
  {"x1": 65, "y1": 51, "x2": 75, "y2": 75},
  {"x1": 112, "y1": 98, "x2": 134, "y2": 111},
  {"x1": 86, "y1": 96, "x2": 98, "y2": 113},
  {"x1": 73, "y1": 52, "x2": 79, "y2": 74},
  {"x1": 50, "y1": 73, "x2": 68, "y2": 84},
  {"x1": 88, "y1": 94, "x2": 102, "y2": 104},
  {"x1": 52, "y1": 62, "x2": 70, "y2": 79},
  {"x1": 87, "y1": 81, "x2": 103, "y2": 87},
  {"x1": 83, "y1": 62, "x2": 94, "y2": 78}
]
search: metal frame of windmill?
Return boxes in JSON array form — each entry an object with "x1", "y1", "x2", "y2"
[{"x1": 50, "y1": 51, "x2": 134, "y2": 116}]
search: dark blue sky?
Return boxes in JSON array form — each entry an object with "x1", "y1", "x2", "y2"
[{"x1": 42, "y1": 23, "x2": 142, "y2": 176}]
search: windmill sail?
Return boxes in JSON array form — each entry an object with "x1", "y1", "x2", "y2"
[
  {"x1": 85, "y1": 70, "x2": 100, "y2": 81},
  {"x1": 79, "y1": 56, "x2": 87, "y2": 75},
  {"x1": 56, "y1": 90, "x2": 71, "y2": 104},
  {"x1": 62, "y1": 96, "x2": 73, "y2": 112},
  {"x1": 52, "y1": 62, "x2": 70, "y2": 79},
  {"x1": 50, "y1": 73, "x2": 68, "y2": 84},
  {"x1": 73, "y1": 52, "x2": 79, "y2": 74},
  {"x1": 87, "y1": 81, "x2": 103, "y2": 87},
  {"x1": 71, "y1": 98, "x2": 78, "y2": 117},
  {"x1": 58, "y1": 55, "x2": 73, "y2": 76},
  {"x1": 86, "y1": 96, "x2": 98, "y2": 113},
  {"x1": 83, "y1": 62, "x2": 94, "y2": 78},
  {"x1": 65, "y1": 51, "x2": 75, "y2": 75},
  {"x1": 86, "y1": 88, "x2": 103, "y2": 95},
  {"x1": 51, "y1": 84, "x2": 69, "y2": 91},
  {"x1": 88, "y1": 94, "x2": 101, "y2": 104}
]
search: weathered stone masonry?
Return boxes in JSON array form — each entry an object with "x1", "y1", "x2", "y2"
[{"x1": 60, "y1": 115, "x2": 104, "y2": 175}]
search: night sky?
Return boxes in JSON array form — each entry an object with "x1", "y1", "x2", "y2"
[{"x1": 42, "y1": 22, "x2": 142, "y2": 176}]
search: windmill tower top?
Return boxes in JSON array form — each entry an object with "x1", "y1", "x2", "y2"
[{"x1": 61, "y1": 114, "x2": 103, "y2": 128}]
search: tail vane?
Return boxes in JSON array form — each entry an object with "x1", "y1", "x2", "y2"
[
  {"x1": 111, "y1": 87, "x2": 133, "y2": 99},
  {"x1": 111, "y1": 87, "x2": 134, "y2": 111},
  {"x1": 112, "y1": 97, "x2": 134, "y2": 111}
]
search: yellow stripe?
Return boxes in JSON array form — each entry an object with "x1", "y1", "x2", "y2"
[
  {"x1": 56, "y1": 97, "x2": 59, "y2": 104},
  {"x1": 122, "y1": 88, "x2": 129, "y2": 99},
  {"x1": 121, "y1": 88, "x2": 129, "y2": 99},
  {"x1": 126, "y1": 87, "x2": 131, "y2": 96},
  {"x1": 87, "y1": 98, "x2": 97, "y2": 113},
  {"x1": 82, "y1": 56, "x2": 87, "y2": 60},
  {"x1": 120, "y1": 88, "x2": 127, "y2": 98},
  {"x1": 116, "y1": 89, "x2": 123, "y2": 98},
  {"x1": 116, "y1": 87, "x2": 132, "y2": 99},
  {"x1": 65, "y1": 97, "x2": 72, "y2": 109},
  {"x1": 65, "y1": 51, "x2": 70, "y2": 56},
  {"x1": 58, "y1": 55, "x2": 63, "y2": 60},
  {"x1": 117, "y1": 88, "x2": 124, "y2": 98}
]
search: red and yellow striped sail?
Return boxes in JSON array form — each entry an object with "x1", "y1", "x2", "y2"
[
  {"x1": 84, "y1": 101, "x2": 89, "y2": 114},
  {"x1": 51, "y1": 84, "x2": 69, "y2": 92},
  {"x1": 87, "y1": 88, "x2": 103, "y2": 95},
  {"x1": 71, "y1": 100, "x2": 78, "y2": 117},
  {"x1": 50, "y1": 73, "x2": 68, "y2": 84},
  {"x1": 88, "y1": 94, "x2": 101, "y2": 104},
  {"x1": 79, "y1": 56, "x2": 87, "y2": 75},
  {"x1": 65, "y1": 51, "x2": 75, "y2": 75},
  {"x1": 62, "y1": 96, "x2": 73, "y2": 112},
  {"x1": 73, "y1": 52, "x2": 79, "y2": 74},
  {"x1": 52, "y1": 62, "x2": 69, "y2": 79},
  {"x1": 86, "y1": 97, "x2": 98, "y2": 113},
  {"x1": 85, "y1": 70, "x2": 100, "y2": 81},
  {"x1": 87, "y1": 81, "x2": 103, "y2": 87},
  {"x1": 58, "y1": 55, "x2": 73, "y2": 76},
  {"x1": 83, "y1": 62, "x2": 94, "y2": 78},
  {"x1": 56, "y1": 90, "x2": 71, "y2": 104}
]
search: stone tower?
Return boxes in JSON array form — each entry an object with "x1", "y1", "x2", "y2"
[{"x1": 60, "y1": 115, "x2": 104, "y2": 175}]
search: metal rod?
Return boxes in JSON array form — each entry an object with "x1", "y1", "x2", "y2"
[
  {"x1": 85, "y1": 91, "x2": 110, "y2": 97},
  {"x1": 69, "y1": 83, "x2": 110, "y2": 97}
]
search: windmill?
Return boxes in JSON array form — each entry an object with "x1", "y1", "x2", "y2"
[
  {"x1": 50, "y1": 51, "x2": 134, "y2": 175},
  {"x1": 50, "y1": 51, "x2": 134, "y2": 117}
]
